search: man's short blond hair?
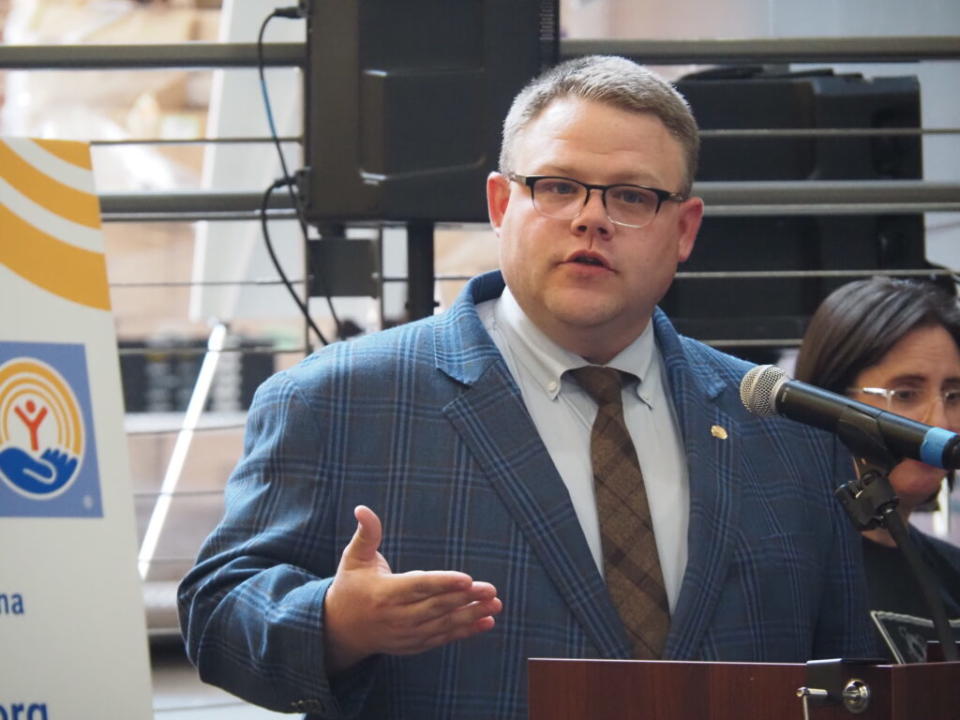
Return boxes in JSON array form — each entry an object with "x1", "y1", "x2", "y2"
[{"x1": 499, "y1": 55, "x2": 699, "y2": 197}]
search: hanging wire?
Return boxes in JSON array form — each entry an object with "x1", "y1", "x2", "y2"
[
  {"x1": 261, "y1": 178, "x2": 330, "y2": 344},
  {"x1": 256, "y1": 6, "x2": 342, "y2": 344}
]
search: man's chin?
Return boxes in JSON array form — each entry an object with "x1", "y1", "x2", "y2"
[{"x1": 546, "y1": 297, "x2": 623, "y2": 329}]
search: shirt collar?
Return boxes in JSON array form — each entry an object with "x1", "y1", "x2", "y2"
[{"x1": 494, "y1": 287, "x2": 658, "y2": 403}]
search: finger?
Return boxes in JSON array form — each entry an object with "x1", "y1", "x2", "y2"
[
  {"x1": 399, "y1": 582, "x2": 499, "y2": 625},
  {"x1": 423, "y1": 611, "x2": 500, "y2": 647},
  {"x1": 391, "y1": 598, "x2": 504, "y2": 655},
  {"x1": 391, "y1": 572, "x2": 493, "y2": 604},
  {"x1": 424, "y1": 596, "x2": 503, "y2": 632},
  {"x1": 400, "y1": 593, "x2": 502, "y2": 639},
  {"x1": 341, "y1": 504, "x2": 383, "y2": 565}
]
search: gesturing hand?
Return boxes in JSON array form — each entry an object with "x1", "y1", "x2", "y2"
[{"x1": 323, "y1": 505, "x2": 503, "y2": 673}]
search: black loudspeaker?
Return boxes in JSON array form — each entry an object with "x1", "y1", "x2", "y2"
[
  {"x1": 678, "y1": 68, "x2": 922, "y2": 181},
  {"x1": 301, "y1": 0, "x2": 559, "y2": 224},
  {"x1": 665, "y1": 214, "x2": 926, "y2": 343},
  {"x1": 660, "y1": 68, "x2": 926, "y2": 349}
]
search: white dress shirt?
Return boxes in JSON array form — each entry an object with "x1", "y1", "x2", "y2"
[{"x1": 477, "y1": 288, "x2": 689, "y2": 612}]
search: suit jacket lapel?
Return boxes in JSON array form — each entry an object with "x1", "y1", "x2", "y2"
[
  {"x1": 435, "y1": 273, "x2": 631, "y2": 658},
  {"x1": 654, "y1": 310, "x2": 742, "y2": 659}
]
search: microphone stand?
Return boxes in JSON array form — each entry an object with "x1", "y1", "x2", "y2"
[{"x1": 832, "y1": 406, "x2": 959, "y2": 662}]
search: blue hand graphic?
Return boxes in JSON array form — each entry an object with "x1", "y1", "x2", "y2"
[
  {"x1": 0, "y1": 446, "x2": 78, "y2": 495},
  {"x1": 40, "y1": 448, "x2": 78, "y2": 485},
  {"x1": 0, "y1": 447, "x2": 53, "y2": 482}
]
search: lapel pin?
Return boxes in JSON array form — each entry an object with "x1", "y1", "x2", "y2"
[{"x1": 711, "y1": 425, "x2": 728, "y2": 440}]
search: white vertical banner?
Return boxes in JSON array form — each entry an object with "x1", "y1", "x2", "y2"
[{"x1": 0, "y1": 138, "x2": 153, "y2": 719}]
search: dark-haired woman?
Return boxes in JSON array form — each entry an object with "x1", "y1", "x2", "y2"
[{"x1": 795, "y1": 276, "x2": 960, "y2": 662}]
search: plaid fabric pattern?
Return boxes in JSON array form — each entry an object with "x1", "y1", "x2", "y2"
[
  {"x1": 177, "y1": 271, "x2": 878, "y2": 720},
  {"x1": 571, "y1": 366, "x2": 670, "y2": 658}
]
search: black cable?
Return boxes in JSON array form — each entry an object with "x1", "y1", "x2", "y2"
[
  {"x1": 261, "y1": 178, "x2": 330, "y2": 345},
  {"x1": 256, "y1": 6, "x2": 342, "y2": 344},
  {"x1": 883, "y1": 507, "x2": 959, "y2": 661}
]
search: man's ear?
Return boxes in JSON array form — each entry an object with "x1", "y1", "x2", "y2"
[
  {"x1": 486, "y1": 172, "x2": 510, "y2": 235},
  {"x1": 675, "y1": 196, "x2": 704, "y2": 263}
]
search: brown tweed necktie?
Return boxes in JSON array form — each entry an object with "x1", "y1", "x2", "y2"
[{"x1": 570, "y1": 365, "x2": 670, "y2": 658}]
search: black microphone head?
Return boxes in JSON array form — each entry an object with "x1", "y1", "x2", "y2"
[{"x1": 740, "y1": 364, "x2": 788, "y2": 417}]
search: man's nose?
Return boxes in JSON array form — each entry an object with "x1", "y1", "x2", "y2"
[{"x1": 571, "y1": 188, "x2": 614, "y2": 236}]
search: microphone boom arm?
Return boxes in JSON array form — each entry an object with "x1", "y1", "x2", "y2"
[
  {"x1": 828, "y1": 403, "x2": 959, "y2": 662},
  {"x1": 741, "y1": 363, "x2": 959, "y2": 660}
]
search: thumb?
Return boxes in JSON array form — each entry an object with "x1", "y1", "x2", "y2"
[{"x1": 341, "y1": 504, "x2": 383, "y2": 566}]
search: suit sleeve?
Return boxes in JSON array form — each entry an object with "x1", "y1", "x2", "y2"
[{"x1": 177, "y1": 370, "x2": 379, "y2": 718}]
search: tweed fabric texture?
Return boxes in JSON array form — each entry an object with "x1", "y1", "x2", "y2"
[{"x1": 571, "y1": 365, "x2": 670, "y2": 658}]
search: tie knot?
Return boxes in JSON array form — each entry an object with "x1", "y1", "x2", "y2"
[{"x1": 570, "y1": 366, "x2": 625, "y2": 407}]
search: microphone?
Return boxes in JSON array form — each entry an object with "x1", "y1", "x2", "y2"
[{"x1": 740, "y1": 364, "x2": 960, "y2": 470}]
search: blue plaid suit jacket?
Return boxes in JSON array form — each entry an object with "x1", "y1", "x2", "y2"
[{"x1": 178, "y1": 270, "x2": 876, "y2": 719}]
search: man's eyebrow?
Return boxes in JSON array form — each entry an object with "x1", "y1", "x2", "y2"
[
  {"x1": 529, "y1": 167, "x2": 662, "y2": 186},
  {"x1": 529, "y1": 165, "x2": 575, "y2": 177}
]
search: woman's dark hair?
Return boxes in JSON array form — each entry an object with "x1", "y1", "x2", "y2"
[{"x1": 794, "y1": 276, "x2": 960, "y2": 394}]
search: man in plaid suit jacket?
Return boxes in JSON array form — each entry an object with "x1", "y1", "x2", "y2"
[{"x1": 178, "y1": 56, "x2": 876, "y2": 719}]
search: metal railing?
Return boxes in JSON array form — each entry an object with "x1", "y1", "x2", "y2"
[
  {"x1": 94, "y1": 180, "x2": 960, "y2": 222},
  {"x1": 2, "y1": 36, "x2": 957, "y2": 70},
  {"x1": 3, "y1": 36, "x2": 957, "y2": 220}
]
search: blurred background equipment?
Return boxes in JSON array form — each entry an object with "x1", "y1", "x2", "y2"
[
  {"x1": 1, "y1": 1, "x2": 958, "y2": 716},
  {"x1": 663, "y1": 67, "x2": 931, "y2": 351},
  {"x1": 301, "y1": 0, "x2": 559, "y2": 224}
]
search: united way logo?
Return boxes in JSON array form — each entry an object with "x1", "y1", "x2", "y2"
[{"x1": 0, "y1": 342, "x2": 102, "y2": 517}]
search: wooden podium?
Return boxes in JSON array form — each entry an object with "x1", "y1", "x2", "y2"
[{"x1": 528, "y1": 658, "x2": 960, "y2": 719}]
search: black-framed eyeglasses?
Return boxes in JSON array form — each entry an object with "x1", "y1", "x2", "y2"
[{"x1": 508, "y1": 173, "x2": 687, "y2": 229}]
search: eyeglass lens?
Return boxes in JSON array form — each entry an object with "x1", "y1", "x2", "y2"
[
  {"x1": 879, "y1": 387, "x2": 960, "y2": 422},
  {"x1": 531, "y1": 178, "x2": 660, "y2": 227}
]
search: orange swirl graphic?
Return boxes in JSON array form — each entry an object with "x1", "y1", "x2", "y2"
[
  {"x1": 0, "y1": 359, "x2": 83, "y2": 456},
  {"x1": 0, "y1": 203, "x2": 111, "y2": 310},
  {"x1": 0, "y1": 141, "x2": 101, "y2": 229},
  {"x1": 31, "y1": 138, "x2": 94, "y2": 171}
]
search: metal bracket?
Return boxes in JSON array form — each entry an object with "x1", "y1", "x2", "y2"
[
  {"x1": 796, "y1": 659, "x2": 876, "y2": 718},
  {"x1": 306, "y1": 237, "x2": 380, "y2": 298}
]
